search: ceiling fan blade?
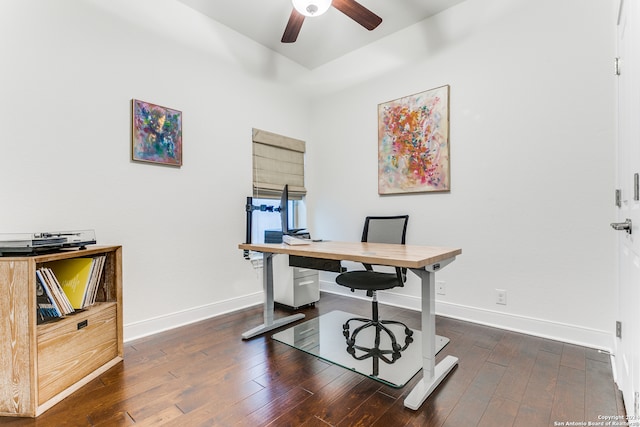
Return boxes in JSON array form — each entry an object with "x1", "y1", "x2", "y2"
[
  {"x1": 332, "y1": 0, "x2": 382, "y2": 31},
  {"x1": 281, "y1": 8, "x2": 305, "y2": 43}
]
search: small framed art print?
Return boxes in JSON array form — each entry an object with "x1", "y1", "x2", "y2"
[{"x1": 132, "y1": 99, "x2": 182, "y2": 166}]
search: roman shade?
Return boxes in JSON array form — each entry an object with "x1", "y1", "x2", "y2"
[{"x1": 252, "y1": 128, "x2": 306, "y2": 199}]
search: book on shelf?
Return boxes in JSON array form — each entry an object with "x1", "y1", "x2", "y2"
[
  {"x1": 36, "y1": 267, "x2": 74, "y2": 315},
  {"x1": 35, "y1": 272, "x2": 61, "y2": 324},
  {"x1": 45, "y1": 256, "x2": 106, "y2": 310},
  {"x1": 84, "y1": 255, "x2": 106, "y2": 307}
]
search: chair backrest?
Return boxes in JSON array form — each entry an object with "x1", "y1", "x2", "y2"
[
  {"x1": 361, "y1": 215, "x2": 409, "y2": 283},
  {"x1": 362, "y1": 215, "x2": 409, "y2": 245}
]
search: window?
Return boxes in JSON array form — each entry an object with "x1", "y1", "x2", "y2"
[
  {"x1": 251, "y1": 128, "x2": 307, "y2": 244},
  {"x1": 252, "y1": 128, "x2": 306, "y2": 199}
]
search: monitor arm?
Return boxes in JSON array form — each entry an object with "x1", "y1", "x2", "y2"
[{"x1": 244, "y1": 197, "x2": 281, "y2": 259}]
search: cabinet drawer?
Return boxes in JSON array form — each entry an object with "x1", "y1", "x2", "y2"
[
  {"x1": 293, "y1": 275, "x2": 319, "y2": 308},
  {"x1": 37, "y1": 304, "x2": 118, "y2": 404},
  {"x1": 294, "y1": 267, "x2": 317, "y2": 279},
  {"x1": 294, "y1": 275, "x2": 318, "y2": 288}
]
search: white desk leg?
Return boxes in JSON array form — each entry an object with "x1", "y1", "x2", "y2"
[
  {"x1": 242, "y1": 252, "x2": 305, "y2": 339},
  {"x1": 404, "y1": 267, "x2": 458, "y2": 410}
]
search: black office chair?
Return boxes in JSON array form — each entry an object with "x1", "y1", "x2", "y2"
[{"x1": 335, "y1": 215, "x2": 413, "y2": 363}]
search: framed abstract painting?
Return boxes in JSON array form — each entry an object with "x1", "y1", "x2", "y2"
[
  {"x1": 378, "y1": 85, "x2": 450, "y2": 194},
  {"x1": 132, "y1": 99, "x2": 182, "y2": 166}
]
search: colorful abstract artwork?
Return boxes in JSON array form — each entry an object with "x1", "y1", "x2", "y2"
[
  {"x1": 132, "y1": 99, "x2": 182, "y2": 166},
  {"x1": 378, "y1": 85, "x2": 450, "y2": 194}
]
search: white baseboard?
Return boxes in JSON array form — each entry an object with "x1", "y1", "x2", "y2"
[
  {"x1": 319, "y1": 281, "x2": 614, "y2": 352},
  {"x1": 124, "y1": 282, "x2": 614, "y2": 355},
  {"x1": 123, "y1": 291, "x2": 263, "y2": 342}
]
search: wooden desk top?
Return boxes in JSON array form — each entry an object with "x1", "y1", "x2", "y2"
[{"x1": 239, "y1": 241, "x2": 461, "y2": 269}]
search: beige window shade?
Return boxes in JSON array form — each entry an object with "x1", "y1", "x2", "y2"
[{"x1": 252, "y1": 128, "x2": 306, "y2": 199}]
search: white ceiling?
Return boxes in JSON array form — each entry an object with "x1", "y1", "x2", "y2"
[{"x1": 176, "y1": 0, "x2": 466, "y2": 69}]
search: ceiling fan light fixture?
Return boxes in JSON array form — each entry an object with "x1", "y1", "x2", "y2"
[{"x1": 292, "y1": 0, "x2": 332, "y2": 17}]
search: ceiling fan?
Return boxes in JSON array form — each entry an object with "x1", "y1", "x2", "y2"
[{"x1": 282, "y1": 0, "x2": 382, "y2": 43}]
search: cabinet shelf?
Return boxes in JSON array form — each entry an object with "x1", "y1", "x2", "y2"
[{"x1": 0, "y1": 245, "x2": 122, "y2": 417}]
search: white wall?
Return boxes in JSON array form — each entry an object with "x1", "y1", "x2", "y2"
[
  {"x1": 0, "y1": 0, "x2": 309, "y2": 339},
  {"x1": 306, "y1": 0, "x2": 617, "y2": 349},
  {"x1": 0, "y1": 0, "x2": 618, "y2": 350}
]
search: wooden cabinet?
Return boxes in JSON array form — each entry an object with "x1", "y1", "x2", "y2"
[{"x1": 0, "y1": 245, "x2": 123, "y2": 417}]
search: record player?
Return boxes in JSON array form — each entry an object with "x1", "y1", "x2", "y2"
[{"x1": 0, "y1": 230, "x2": 97, "y2": 256}]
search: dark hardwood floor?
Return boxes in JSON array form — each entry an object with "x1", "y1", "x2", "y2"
[{"x1": 0, "y1": 292, "x2": 625, "y2": 426}]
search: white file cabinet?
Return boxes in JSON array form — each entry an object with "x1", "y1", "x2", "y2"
[{"x1": 273, "y1": 254, "x2": 319, "y2": 309}]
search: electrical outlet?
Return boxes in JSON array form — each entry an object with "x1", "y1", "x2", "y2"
[
  {"x1": 496, "y1": 289, "x2": 507, "y2": 305},
  {"x1": 436, "y1": 281, "x2": 446, "y2": 295}
]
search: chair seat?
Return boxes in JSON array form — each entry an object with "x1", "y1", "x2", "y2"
[{"x1": 336, "y1": 271, "x2": 400, "y2": 291}]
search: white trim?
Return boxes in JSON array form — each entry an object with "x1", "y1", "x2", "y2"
[
  {"x1": 123, "y1": 291, "x2": 263, "y2": 342},
  {"x1": 319, "y1": 281, "x2": 614, "y2": 352},
  {"x1": 124, "y1": 281, "x2": 615, "y2": 354}
]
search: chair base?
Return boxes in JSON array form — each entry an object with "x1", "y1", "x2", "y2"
[{"x1": 342, "y1": 316, "x2": 414, "y2": 365}]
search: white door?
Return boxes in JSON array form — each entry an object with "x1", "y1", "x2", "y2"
[{"x1": 614, "y1": 0, "x2": 640, "y2": 417}]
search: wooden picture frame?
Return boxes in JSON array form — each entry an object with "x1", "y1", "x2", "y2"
[
  {"x1": 131, "y1": 99, "x2": 182, "y2": 167},
  {"x1": 378, "y1": 85, "x2": 450, "y2": 194}
]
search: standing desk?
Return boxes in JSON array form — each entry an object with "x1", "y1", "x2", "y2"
[{"x1": 238, "y1": 240, "x2": 461, "y2": 410}]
